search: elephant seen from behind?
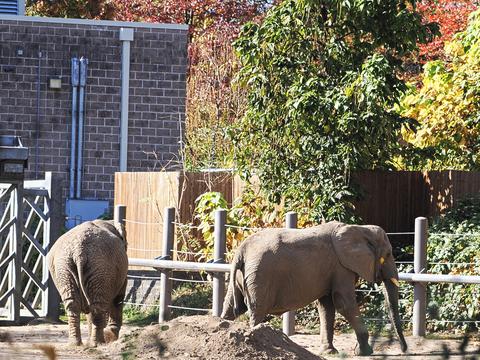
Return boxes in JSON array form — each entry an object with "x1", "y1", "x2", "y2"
[
  {"x1": 221, "y1": 221, "x2": 407, "y2": 356},
  {"x1": 48, "y1": 219, "x2": 128, "y2": 346}
]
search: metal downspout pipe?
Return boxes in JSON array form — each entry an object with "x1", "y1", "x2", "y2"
[
  {"x1": 35, "y1": 51, "x2": 42, "y2": 179},
  {"x1": 119, "y1": 28, "x2": 134, "y2": 172},
  {"x1": 76, "y1": 57, "x2": 88, "y2": 199},
  {"x1": 69, "y1": 58, "x2": 79, "y2": 199}
]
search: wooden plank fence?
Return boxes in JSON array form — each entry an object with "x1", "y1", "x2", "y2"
[
  {"x1": 115, "y1": 170, "x2": 480, "y2": 256},
  {"x1": 353, "y1": 171, "x2": 480, "y2": 244},
  {"x1": 114, "y1": 171, "x2": 233, "y2": 260}
]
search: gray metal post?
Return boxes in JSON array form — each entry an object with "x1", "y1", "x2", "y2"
[
  {"x1": 212, "y1": 209, "x2": 227, "y2": 317},
  {"x1": 69, "y1": 58, "x2": 79, "y2": 199},
  {"x1": 114, "y1": 204, "x2": 126, "y2": 228},
  {"x1": 413, "y1": 217, "x2": 428, "y2": 337},
  {"x1": 119, "y1": 28, "x2": 134, "y2": 172},
  {"x1": 114, "y1": 204, "x2": 127, "y2": 243},
  {"x1": 75, "y1": 57, "x2": 88, "y2": 199},
  {"x1": 282, "y1": 211, "x2": 297, "y2": 336},
  {"x1": 159, "y1": 207, "x2": 175, "y2": 322}
]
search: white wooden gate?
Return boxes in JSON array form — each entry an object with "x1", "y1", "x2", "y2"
[{"x1": 0, "y1": 172, "x2": 61, "y2": 324}]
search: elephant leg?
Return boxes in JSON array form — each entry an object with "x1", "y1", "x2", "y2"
[
  {"x1": 87, "y1": 312, "x2": 93, "y2": 338},
  {"x1": 243, "y1": 278, "x2": 266, "y2": 327},
  {"x1": 318, "y1": 295, "x2": 338, "y2": 354},
  {"x1": 248, "y1": 309, "x2": 266, "y2": 327},
  {"x1": 64, "y1": 296, "x2": 82, "y2": 345},
  {"x1": 104, "y1": 307, "x2": 122, "y2": 343},
  {"x1": 105, "y1": 303, "x2": 123, "y2": 342},
  {"x1": 67, "y1": 311, "x2": 82, "y2": 346},
  {"x1": 332, "y1": 273, "x2": 372, "y2": 356},
  {"x1": 89, "y1": 306, "x2": 106, "y2": 346},
  {"x1": 104, "y1": 280, "x2": 127, "y2": 343},
  {"x1": 246, "y1": 293, "x2": 265, "y2": 327},
  {"x1": 244, "y1": 289, "x2": 265, "y2": 327}
]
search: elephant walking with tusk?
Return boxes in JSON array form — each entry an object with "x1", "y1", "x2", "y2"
[{"x1": 221, "y1": 221, "x2": 407, "y2": 356}]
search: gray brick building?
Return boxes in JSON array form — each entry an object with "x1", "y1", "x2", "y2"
[{"x1": 0, "y1": 15, "x2": 188, "y2": 224}]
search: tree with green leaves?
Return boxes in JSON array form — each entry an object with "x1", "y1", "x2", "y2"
[
  {"x1": 232, "y1": 0, "x2": 438, "y2": 221},
  {"x1": 398, "y1": 9, "x2": 480, "y2": 170}
]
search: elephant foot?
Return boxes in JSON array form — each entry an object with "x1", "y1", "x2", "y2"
[
  {"x1": 89, "y1": 332, "x2": 106, "y2": 347},
  {"x1": 68, "y1": 339, "x2": 82, "y2": 347},
  {"x1": 220, "y1": 309, "x2": 235, "y2": 320},
  {"x1": 319, "y1": 344, "x2": 338, "y2": 354},
  {"x1": 88, "y1": 339, "x2": 105, "y2": 348},
  {"x1": 354, "y1": 343, "x2": 373, "y2": 356},
  {"x1": 104, "y1": 327, "x2": 119, "y2": 343}
]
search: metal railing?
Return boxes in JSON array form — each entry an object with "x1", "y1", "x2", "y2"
[{"x1": 118, "y1": 206, "x2": 480, "y2": 338}]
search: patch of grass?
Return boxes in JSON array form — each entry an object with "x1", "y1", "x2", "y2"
[
  {"x1": 267, "y1": 315, "x2": 282, "y2": 330},
  {"x1": 123, "y1": 305, "x2": 159, "y2": 326},
  {"x1": 171, "y1": 282, "x2": 212, "y2": 318}
]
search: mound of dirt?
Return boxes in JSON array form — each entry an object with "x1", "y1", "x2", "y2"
[{"x1": 126, "y1": 315, "x2": 324, "y2": 360}]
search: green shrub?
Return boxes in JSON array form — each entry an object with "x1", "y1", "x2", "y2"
[
  {"x1": 358, "y1": 197, "x2": 480, "y2": 334},
  {"x1": 426, "y1": 196, "x2": 480, "y2": 332}
]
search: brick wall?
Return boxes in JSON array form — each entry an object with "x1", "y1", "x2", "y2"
[{"x1": 0, "y1": 16, "x2": 188, "y2": 205}]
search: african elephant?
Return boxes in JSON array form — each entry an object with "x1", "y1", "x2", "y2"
[
  {"x1": 47, "y1": 219, "x2": 128, "y2": 346},
  {"x1": 221, "y1": 221, "x2": 407, "y2": 356}
]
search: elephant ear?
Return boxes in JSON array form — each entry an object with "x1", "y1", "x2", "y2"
[{"x1": 332, "y1": 224, "x2": 377, "y2": 283}]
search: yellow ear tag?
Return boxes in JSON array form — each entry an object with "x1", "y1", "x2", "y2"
[{"x1": 380, "y1": 257, "x2": 385, "y2": 265}]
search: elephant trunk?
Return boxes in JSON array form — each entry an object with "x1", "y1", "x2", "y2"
[{"x1": 383, "y1": 278, "x2": 408, "y2": 352}]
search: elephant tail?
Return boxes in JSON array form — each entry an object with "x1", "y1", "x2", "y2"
[
  {"x1": 76, "y1": 257, "x2": 92, "y2": 308},
  {"x1": 232, "y1": 249, "x2": 246, "y2": 318}
]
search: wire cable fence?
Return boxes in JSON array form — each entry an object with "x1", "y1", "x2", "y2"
[
  {"x1": 124, "y1": 218, "x2": 163, "y2": 226},
  {"x1": 173, "y1": 221, "x2": 201, "y2": 230},
  {"x1": 430, "y1": 232, "x2": 480, "y2": 237},
  {"x1": 125, "y1": 268, "x2": 231, "y2": 315},
  {"x1": 225, "y1": 224, "x2": 263, "y2": 231}
]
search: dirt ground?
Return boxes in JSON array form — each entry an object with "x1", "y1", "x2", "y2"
[{"x1": 0, "y1": 316, "x2": 479, "y2": 360}]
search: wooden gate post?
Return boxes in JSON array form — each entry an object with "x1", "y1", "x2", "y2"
[{"x1": 282, "y1": 211, "x2": 297, "y2": 336}]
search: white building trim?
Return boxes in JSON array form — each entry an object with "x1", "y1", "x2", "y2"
[{"x1": 0, "y1": 14, "x2": 189, "y2": 30}]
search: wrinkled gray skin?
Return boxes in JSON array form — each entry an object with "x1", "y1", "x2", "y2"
[
  {"x1": 221, "y1": 221, "x2": 407, "y2": 356},
  {"x1": 48, "y1": 220, "x2": 128, "y2": 346}
]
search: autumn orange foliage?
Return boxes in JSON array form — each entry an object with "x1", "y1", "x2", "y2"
[{"x1": 417, "y1": 0, "x2": 478, "y2": 61}]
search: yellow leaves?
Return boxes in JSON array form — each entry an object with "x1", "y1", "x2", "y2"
[
  {"x1": 400, "y1": 125, "x2": 416, "y2": 144},
  {"x1": 399, "y1": 17, "x2": 480, "y2": 161},
  {"x1": 445, "y1": 41, "x2": 465, "y2": 57}
]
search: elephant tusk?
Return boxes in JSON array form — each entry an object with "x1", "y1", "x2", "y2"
[{"x1": 390, "y1": 278, "x2": 400, "y2": 287}]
